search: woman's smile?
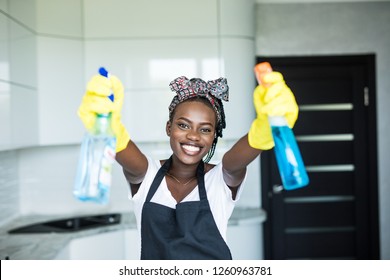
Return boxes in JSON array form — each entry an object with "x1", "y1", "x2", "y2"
[{"x1": 181, "y1": 143, "x2": 202, "y2": 155}]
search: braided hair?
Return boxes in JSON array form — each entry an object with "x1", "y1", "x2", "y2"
[{"x1": 168, "y1": 77, "x2": 229, "y2": 163}]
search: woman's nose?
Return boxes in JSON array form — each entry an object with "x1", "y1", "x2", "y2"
[{"x1": 187, "y1": 129, "x2": 200, "y2": 140}]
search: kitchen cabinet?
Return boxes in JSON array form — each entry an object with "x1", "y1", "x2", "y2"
[
  {"x1": 1, "y1": 0, "x2": 84, "y2": 149},
  {"x1": 54, "y1": 226, "x2": 263, "y2": 260},
  {"x1": 0, "y1": 11, "x2": 39, "y2": 151},
  {"x1": 36, "y1": 37, "x2": 84, "y2": 145},
  {"x1": 55, "y1": 229, "x2": 141, "y2": 260},
  {"x1": 55, "y1": 230, "x2": 124, "y2": 260},
  {"x1": 227, "y1": 221, "x2": 263, "y2": 260}
]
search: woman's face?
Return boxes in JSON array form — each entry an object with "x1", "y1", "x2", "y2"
[{"x1": 167, "y1": 100, "x2": 216, "y2": 165}]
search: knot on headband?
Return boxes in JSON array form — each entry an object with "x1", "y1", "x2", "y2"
[{"x1": 169, "y1": 76, "x2": 229, "y2": 102}]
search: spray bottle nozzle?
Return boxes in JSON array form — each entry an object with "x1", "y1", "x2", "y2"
[{"x1": 98, "y1": 67, "x2": 114, "y2": 102}]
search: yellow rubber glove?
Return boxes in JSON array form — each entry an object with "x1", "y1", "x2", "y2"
[
  {"x1": 78, "y1": 74, "x2": 130, "y2": 152},
  {"x1": 248, "y1": 72, "x2": 299, "y2": 150}
]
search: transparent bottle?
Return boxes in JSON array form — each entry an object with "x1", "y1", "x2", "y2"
[
  {"x1": 74, "y1": 113, "x2": 116, "y2": 204},
  {"x1": 254, "y1": 62, "x2": 309, "y2": 190}
]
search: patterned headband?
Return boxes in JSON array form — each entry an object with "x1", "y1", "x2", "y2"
[
  {"x1": 168, "y1": 76, "x2": 229, "y2": 135},
  {"x1": 169, "y1": 76, "x2": 229, "y2": 102}
]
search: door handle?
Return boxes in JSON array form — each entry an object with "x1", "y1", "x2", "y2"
[{"x1": 272, "y1": 184, "x2": 284, "y2": 194}]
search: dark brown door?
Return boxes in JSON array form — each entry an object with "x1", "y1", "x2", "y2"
[{"x1": 258, "y1": 55, "x2": 379, "y2": 259}]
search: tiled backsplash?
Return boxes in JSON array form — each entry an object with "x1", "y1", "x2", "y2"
[
  {"x1": 0, "y1": 151, "x2": 19, "y2": 226},
  {"x1": 17, "y1": 145, "x2": 133, "y2": 216}
]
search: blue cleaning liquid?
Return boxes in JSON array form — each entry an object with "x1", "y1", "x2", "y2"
[
  {"x1": 74, "y1": 113, "x2": 116, "y2": 204},
  {"x1": 270, "y1": 116, "x2": 309, "y2": 190}
]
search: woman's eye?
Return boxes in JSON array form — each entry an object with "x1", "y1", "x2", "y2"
[
  {"x1": 178, "y1": 123, "x2": 189, "y2": 129},
  {"x1": 200, "y1": 128, "x2": 212, "y2": 134}
]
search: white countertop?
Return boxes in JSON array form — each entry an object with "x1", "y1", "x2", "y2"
[{"x1": 0, "y1": 207, "x2": 266, "y2": 260}]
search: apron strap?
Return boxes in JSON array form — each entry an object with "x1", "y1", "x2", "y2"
[
  {"x1": 145, "y1": 156, "x2": 172, "y2": 202},
  {"x1": 196, "y1": 159, "x2": 207, "y2": 201}
]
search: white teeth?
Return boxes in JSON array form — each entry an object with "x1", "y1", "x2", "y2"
[{"x1": 182, "y1": 145, "x2": 200, "y2": 152}]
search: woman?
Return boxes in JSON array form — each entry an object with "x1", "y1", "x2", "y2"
[{"x1": 78, "y1": 70, "x2": 298, "y2": 260}]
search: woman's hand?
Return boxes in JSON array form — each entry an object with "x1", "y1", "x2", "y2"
[
  {"x1": 248, "y1": 71, "x2": 298, "y2": 150},
  {"x1": 78, "y1": 74, "x2": 130, "y2": 152}
]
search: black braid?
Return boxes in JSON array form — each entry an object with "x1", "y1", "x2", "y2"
[{"x1": 204, "y1": 137, "x2": 219, "y2": 163}]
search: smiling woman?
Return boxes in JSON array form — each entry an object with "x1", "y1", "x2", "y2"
[{"x1": 78, "y1": 69, "x2": 299, "y2": 260}]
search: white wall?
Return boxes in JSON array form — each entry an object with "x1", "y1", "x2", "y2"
[{"x1": 255, "y1": 1, "x2": 390, "y2": 259}]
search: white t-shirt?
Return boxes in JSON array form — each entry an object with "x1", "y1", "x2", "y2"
[{"x1": 130, "y1": 156, "x2": 246, "y2": 241}]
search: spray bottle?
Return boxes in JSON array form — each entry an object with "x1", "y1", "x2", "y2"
[
  {"x1": 254, "y1": 62, "x2": 309, "y2": 190},
  {"x1": 73, "y1": 67, "x2": 117, "y2": 203}
]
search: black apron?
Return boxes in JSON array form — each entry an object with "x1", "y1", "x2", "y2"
[{"x1": 140, "y1": 156, "x2": 232, "y2": 260}]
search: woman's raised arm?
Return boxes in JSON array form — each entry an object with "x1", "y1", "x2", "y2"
[{"x1": 222, "y1": 71, "x2": 299, "y2": 188}]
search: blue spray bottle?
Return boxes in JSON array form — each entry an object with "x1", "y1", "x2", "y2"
[
  {"x1": 255, "y1": 62, "x2": 309, "y2": 190},
  {"x1": 73, "y1": 67, "x2": 117, "y2": 204}
]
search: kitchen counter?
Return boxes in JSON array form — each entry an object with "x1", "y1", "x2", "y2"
[{"x1": 0, "y1": 207, "x2": 266, "y2": 260}]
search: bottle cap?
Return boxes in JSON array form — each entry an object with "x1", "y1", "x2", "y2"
[
  {"x1": 254, "y1": 62, "x2": 272, "y2": 87},
  {"x1": 98, "y1": 67, "x2": 114, "y2": 102},
  {"x1": 99, "y1": 67, "x2": 108, "y2": 77}
]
